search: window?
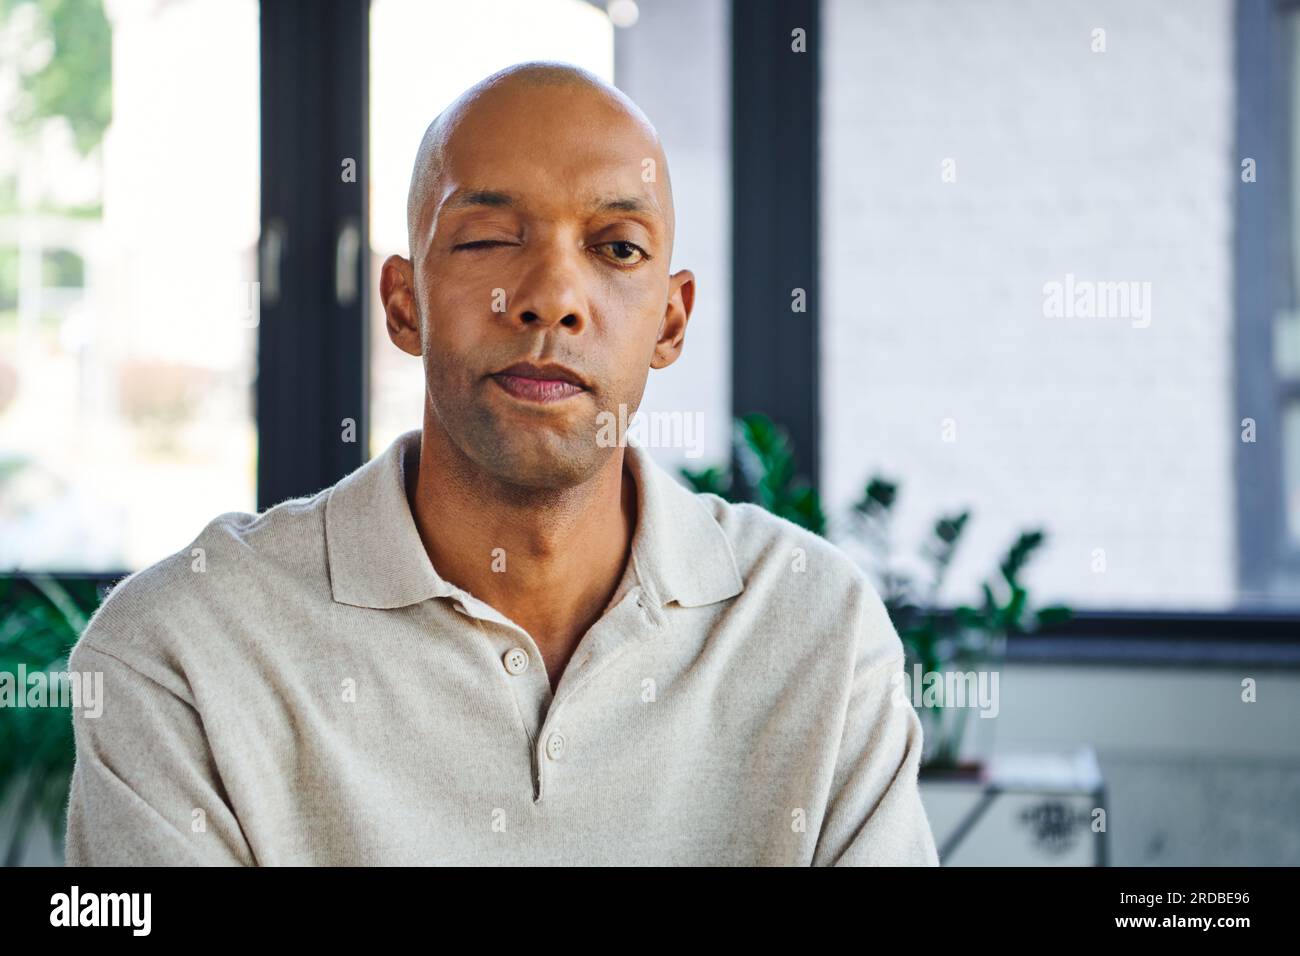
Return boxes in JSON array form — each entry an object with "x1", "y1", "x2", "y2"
[
  {"x1": 0, "y1": 0, "x2": 259, "y2": 572},
  {"x1": 819, "y1": 0, "x2": 1291, "y2": 612}
]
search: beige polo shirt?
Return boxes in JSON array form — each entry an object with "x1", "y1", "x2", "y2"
[{"x1": 64, "y1": 428, "x2": 939, "y2": 866}]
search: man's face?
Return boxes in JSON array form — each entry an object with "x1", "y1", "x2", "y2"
[{"x1": 385, "y1": 83, "x2": 693, "y2": 490}]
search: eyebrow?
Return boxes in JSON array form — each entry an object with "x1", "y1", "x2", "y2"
[
  {"x1": 444, "y1": 188, "x2": 517, "y2": 211},
  {"x1": 442, "y1": 188, "x2": 658, "y2": 219},
  {"x1": 595, "y1": 195, "x2": 653, "y2": 215}
]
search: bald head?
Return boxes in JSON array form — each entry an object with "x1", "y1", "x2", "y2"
[{"x1": 405, "y1": 61, "x2": 674, "y2": 261}]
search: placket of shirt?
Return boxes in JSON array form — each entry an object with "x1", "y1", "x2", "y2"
[{"x1": 443, "y1": 581, "x2": 663, "y2": 803}]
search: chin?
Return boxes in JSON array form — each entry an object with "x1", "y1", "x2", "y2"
[{"x1": 471, "y1": 429, "x2": 609, "y2": 492}]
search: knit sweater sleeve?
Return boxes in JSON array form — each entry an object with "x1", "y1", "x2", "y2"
[
  {"x1": 810, "y1": 579, "x2": 940, "y2": 867},
  {"x1": 64, "y1": 638, "x2": 255, "y2": 866}
]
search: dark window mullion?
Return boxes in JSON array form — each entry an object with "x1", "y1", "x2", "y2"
[
  {"x1": 1234, "y1": 0, "x2": 1290, "y2": 599},
  {"x1": 258, "y1": 0, "x2": 369, "y2": 510},
  {"x1": 730, "y1": 0, "x2": 821, "y2": 487}
]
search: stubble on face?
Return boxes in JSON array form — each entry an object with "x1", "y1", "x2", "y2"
[{"x1": 424, "y1": 343, "x2": 647, "y2": 494}]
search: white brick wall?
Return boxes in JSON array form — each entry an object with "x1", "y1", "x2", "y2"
[{"x1": 822, "y1": 0, "x2": 1237, "y2": 610}]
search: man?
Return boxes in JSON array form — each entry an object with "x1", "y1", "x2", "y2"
[{"x1": 64, "y1": 62, "x2": 939, "y2": 866}]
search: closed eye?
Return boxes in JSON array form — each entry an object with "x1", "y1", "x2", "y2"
[{"x1": 453, "y1": 239, "x2": 516, "y2": 250}]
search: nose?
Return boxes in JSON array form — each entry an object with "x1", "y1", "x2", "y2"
[{"x1": 505, "y1": 238, "x2": 589, "y2": 332}]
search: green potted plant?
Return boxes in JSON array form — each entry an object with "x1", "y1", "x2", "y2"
[
  {"x1": 682, "y1": 413, "x2": 826, "y2": 534},
  {"x1": 850, "y1": 480, "x2": 1071, "y2": 772},
  {"x1": 0, "y1": 574, "x2": 106, "y2": 865}
]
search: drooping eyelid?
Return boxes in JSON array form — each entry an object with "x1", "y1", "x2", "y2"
[
  {"x1": 446, "y1": 227, "x2": 521, "y2": 250},
  {"x1": 440, "y1": 207, "x2": 522, "y2": 246}
]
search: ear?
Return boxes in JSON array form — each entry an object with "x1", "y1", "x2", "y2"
[
  {"x1": 380, "y1": 254, "x2": 422, "y2": 357},
  {"x1": 651, "y1": 268, "x2": 695, "y2": 370}
]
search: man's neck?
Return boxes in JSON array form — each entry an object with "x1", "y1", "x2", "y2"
[{"x1": 407, "y1": 415, "x2": 637, "y2": 689}]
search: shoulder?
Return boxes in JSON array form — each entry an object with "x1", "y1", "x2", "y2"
[
  {"x1": 694, "y1": 492, "x2": 903, "y2": 668},
  {"x1": 70, "y1": 489, "x2": 331, "y2": 673},
  {"x1": 699, "y1": 494, "x2": 852, "y2": 580}
]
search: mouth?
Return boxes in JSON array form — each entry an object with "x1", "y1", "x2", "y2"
[{"x1": 489, "y1": 361, "x2": 590, "y2": 405}]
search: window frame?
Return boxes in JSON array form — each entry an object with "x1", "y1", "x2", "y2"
[
  {"x1": 731, "y1": 0, "x2": 822, "y2": 489},
  {"x1": 256, "y1": 0, "x2": 370, "y2": 509},
  {"x1": 1234, "y1": 0, "x2": 1300, "y2": 604}
]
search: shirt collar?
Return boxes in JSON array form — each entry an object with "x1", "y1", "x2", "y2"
[{"x1": 325, "y1": 428, "x2": 744, "y2": 611}]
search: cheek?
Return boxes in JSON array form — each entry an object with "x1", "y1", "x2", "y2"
[
  {"x1": 420, "y1": 282, "x2": 487, "y2": 354},
  {"x1": 429, "y1": 251, "x2": 536, "y2": 322},
  {"x1": 611, "y1": 288, "x2": 666, "y2": 364},
  {"x1": 592, "y1": 305, "x2": 660, "y2": 408},
  {"x1": 596, "y1": 268, "x2": 663, "y2": 330}
]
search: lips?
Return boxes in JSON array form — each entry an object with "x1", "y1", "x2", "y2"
[{"x1": 490, "y1": 361, "x2": 590, "y2": 405}]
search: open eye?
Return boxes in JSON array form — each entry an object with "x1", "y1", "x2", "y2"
[{"x1": 592, "y1": 240, "x2": 649, "y2": 266}]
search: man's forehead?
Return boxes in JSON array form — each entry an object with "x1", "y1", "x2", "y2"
[{"x1": 435, "y1": 179, "x2": 665, "y2": 221}]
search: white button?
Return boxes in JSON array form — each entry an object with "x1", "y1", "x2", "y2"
[
  {"x1": 503, "y1": 647, "x2": 529, "y2": 675},
  {"x1": 545, "y1": 731, "x2": 566, "y2": 761}
]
